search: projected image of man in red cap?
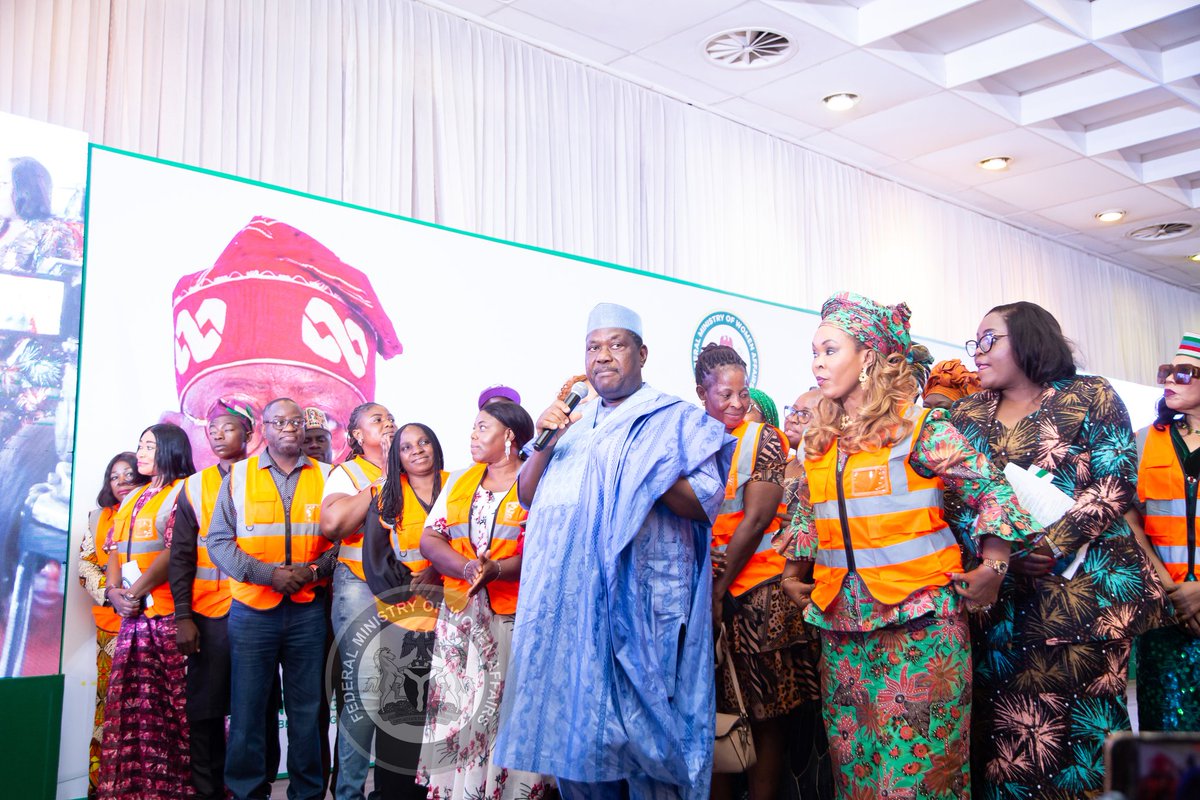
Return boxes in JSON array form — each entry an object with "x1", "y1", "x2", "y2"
[{"x1": 166, "y1": 217, "x2": 401, "y2": 468}]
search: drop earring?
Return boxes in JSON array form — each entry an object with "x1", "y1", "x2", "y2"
[
  {"x1": 504, "y1": 439, "x2": 512, "y2": 460},
  {"x1": 858, "y1": 365, "x2": 869, "y2": 384}
]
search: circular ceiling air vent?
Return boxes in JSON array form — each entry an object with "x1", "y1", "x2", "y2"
[
  {"x1": 1127, "y1": 222, "x2": 1194, "y2": 241},
  {"x1": 703, "y1": 28, "x2": 794, "y2": 69}
]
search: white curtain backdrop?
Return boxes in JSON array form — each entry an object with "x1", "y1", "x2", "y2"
[{"x1": 0, "y1": 0, "x2": 1195, "y2": 383}]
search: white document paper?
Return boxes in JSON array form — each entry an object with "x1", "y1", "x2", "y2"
[
  {"x1": 120, "y1": 560, "x2": 154, "y2": 608},
  {"x1": 1001, "y1": 463, "x2": 1085, "y2": 579}
]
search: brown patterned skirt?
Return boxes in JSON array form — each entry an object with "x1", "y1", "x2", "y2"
[
  {"x1": 718, "y1": 578, "x2": 822, "y2": 721},
  {"x1": 89, "y1": 627, "x2": 117, "y2": 800},
  {"x1": 97, "y1": 613, "x2": 194, "y2": 799}
]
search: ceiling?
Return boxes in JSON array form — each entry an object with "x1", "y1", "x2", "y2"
[{"x1": 424, "y1": 0, "x2": 1200, "y2": 289}]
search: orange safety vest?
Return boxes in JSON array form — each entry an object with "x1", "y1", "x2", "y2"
[
  {"x1": 88, "y1": 506, "x2": 122, "y2": 633},
  {"x1": 440, "y1": 464, "x2": 524, "y2": 614},
  {"x1": 375, "y1": 471, "x2": 450, "y2": 632},
  {"x1": 713, "y1": 421, "x2": 788, "y2": 596},
  {"x1": 805, "y1": 406, "x2": 962, "y2": 610},
  {"x1": 228, "y1": 455, "x2": 330, "y2": 610},
  {"x1": 182, "y1": 466, "x2": 232, "y2": 618},
  {"x1": 335, "y1": 456, "x2": 383, "y2": 581},
  {"x1": 1139, "y1": 426, "x2": 1200, "y2": 583},
  {"x1": 111, "y1": 481, "x2": 186, "y2": 618}
]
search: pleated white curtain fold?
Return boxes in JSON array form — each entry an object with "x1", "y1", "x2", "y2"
[{"x1": 0, "y1": 0, "x2": 1194, "y2": 382}]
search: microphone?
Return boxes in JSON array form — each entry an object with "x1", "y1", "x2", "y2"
[{"x1": 532, "y1": 381, "x2": 589, "y2": 452}]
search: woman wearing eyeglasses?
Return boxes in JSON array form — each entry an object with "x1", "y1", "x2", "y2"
[
  {"x1": 777, "y1": 390, "x2": 822, "y2": 586},
  {"x1": 782, "y1": 391, "x2": 818, "y2": 453},
  {"x1": 772, "y1": 387, "x2": 831, "y2": 796},
  {"x1": 1128, "y1": 333, "x2": 1200, "y2": 733},
  {"x1": 77, "y1": 452, "x2": 149, "y2": 799},
  {"x1": 949, "y1": 301, "x2": 1167, "y2": 800}
]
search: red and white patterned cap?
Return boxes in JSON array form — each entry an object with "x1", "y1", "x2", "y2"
[{"x1": 171, "y1": 216, "x2": 401, "y2": 415}]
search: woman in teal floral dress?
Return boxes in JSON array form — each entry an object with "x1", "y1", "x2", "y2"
[
  {"x1": 781, "y1": 292, "x2": 1040, "y2": 799},
  {"x1": 949, "y1": 301, "x2": 1167, "y2": 800}
]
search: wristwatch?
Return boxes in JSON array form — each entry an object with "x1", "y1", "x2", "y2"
[{"x1": 982, "y1": 558, "x2": 1009, "y2": 576}]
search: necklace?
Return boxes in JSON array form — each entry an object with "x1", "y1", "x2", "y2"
[{"x1": 1179, "y1": 419, "x2": 1200, "y2": 436}]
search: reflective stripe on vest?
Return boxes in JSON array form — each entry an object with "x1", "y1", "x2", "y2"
[
  {"x1": 380, "y1": 472, "x2": 448, "y2": 632},
  {"x1": 183, "y1": 466, "x2": 232, "y2": 618},
  {"x1": 815, "y1": 527, "x2": 960, "y2": 570},
  {"x1": 718, "y1": 421, "x2": 763, "y2": 517},
  {"x1": 716, "y1": 535, "x2": 779, "y2": 557},
  {"x1": 713, "y1": 421, "x2": 787, "y2": 596},
  {"x1": 335, "y1": 456, "x2": 382, "y2": 582},
  {"x1": 195, "y1": 566, "x2": 222, "y2": 581},
  {"x1": 228, "y1": 455, "x2": 329, "y2": 610},
  {"x1": 112, "y1": 481, "x2": 185, "y2": 618},
  {"x1": 805, "y1": 406, "x2": 962, "y2": 609},
  {"x1": 88, "y1": 506, "x2": 123, "y2": 633},
  {"x1": 391, "y1": 473, "x2": 443, "y2": 573},
  {"x1": 813, "y1": 487, "x2": 947, "y2": 521},
  {"x1": 1147, "y1": 499, "x2": 1189, "y2": 517},
  {"x1": 1138, "y1": 426, "x2": 1200, "y2": 582},
  {"x1": 440, "y1": 464, "x2": 524, "y2": 614}
]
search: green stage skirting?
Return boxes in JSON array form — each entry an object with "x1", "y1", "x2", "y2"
[{"x1": 0, "y1": 674, "x2": 64, "y2": 799}]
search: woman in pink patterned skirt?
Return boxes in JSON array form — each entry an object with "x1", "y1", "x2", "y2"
[{"x1": 98, "y1": 424, "x2": 196, "y2": 799}]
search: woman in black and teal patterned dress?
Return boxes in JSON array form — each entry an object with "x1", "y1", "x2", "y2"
[{"x1": 949, "y1": 301, "x2": 1168, "y2": 800}]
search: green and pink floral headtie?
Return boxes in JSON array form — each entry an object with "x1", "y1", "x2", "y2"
[{"x1": 820, "y1": 291, "x2": 912, "y2": 358}]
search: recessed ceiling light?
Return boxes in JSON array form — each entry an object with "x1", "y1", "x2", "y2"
[
  {"x1": 822, "y1": 93, "x2": 860, "y2": 111},
  {"x1": 1095, "y1": 210, "x2": 1126, "y2": 223},
  {"x1": 1189, "y1": 253, "x2": 1200, "y2": 263},
  {"x1": 978, "y1": 157, "x2": 1011, "y2": 171}
]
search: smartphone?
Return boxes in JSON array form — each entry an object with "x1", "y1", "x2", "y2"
[{"x1": 1106, "y1": 731, "x2": 1200, "y2": 799}]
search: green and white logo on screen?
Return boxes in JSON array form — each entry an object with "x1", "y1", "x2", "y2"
[{"x1": 692, "y1": 311, "x2": 759, "y2": 387}]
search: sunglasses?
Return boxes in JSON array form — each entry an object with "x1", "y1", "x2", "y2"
[{"x1": 1157, "y1": 364, "x2": 1200, "y2": 385}]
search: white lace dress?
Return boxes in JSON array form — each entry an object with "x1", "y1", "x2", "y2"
[{"x1": 416, "y1": 484, "x2": 552, "y2": 800}]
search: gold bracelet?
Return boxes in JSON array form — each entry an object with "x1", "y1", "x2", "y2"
[{"x1": 781, "y1": 576, "x2": 802, "y2": 583}]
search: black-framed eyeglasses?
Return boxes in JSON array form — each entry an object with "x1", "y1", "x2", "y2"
[
  {"x1": 783, "y1": 405, "x2": 812, "y2": 423},
  {"x1": 268, "y1": 417, "x2": 305, "y2": 431},
  {"x1": 965, "y1": 333, "x2": 1007, "y2": 358},
  {"x1": 1157, "y1": 363, "x2": 1200, "y2": 385}
]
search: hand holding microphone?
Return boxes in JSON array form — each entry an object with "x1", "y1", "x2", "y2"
[{"x1": 532, "y1": 382, "x2": 589, "y2": 452}]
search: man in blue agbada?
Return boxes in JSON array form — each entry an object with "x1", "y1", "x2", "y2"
[{"x1": 493, "y1": 302, "x2": 731, "y2": 800}]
